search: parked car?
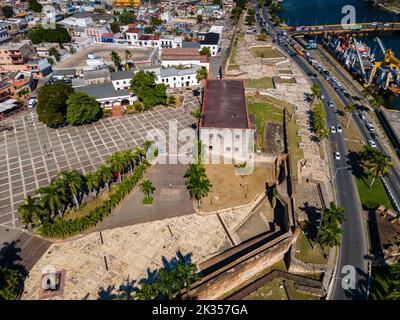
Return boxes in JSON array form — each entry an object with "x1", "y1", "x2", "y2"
[
  {"x1": 359, "y1": 111, "x2": 366, "y2": 120},
  {"x1": 335, "y1": 152, "x2": 341, "y2": 160},
  {"x1": 330, "y1": 126, "x2": 336, "y2": 134},
  {"x1": 320, "y1": 95, "x2": 325, "y2": 100},
  {"x1": 328, "y1": 101, "x2": 334, "y2": 108},
  {"x1": 28, "y1": 97, "x2": 37, "y2": 108},
  {"x1": 337, "y1": 125, "x2": 342, "y2": 133}
]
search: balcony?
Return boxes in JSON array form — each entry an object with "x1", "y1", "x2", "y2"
[{"x1": 9, "y1": 53, "x2": 22, "y2": 59}]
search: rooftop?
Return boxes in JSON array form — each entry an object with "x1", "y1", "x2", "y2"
[
  {"x1": 201, "y1": 32, "x2": 219, "y2": 45},
  {"x1": 201, "y1": 80, "x2": 250, "y2": 129},
  {"x1": 182, "y1": 41, "x2": 201, "y2": 49},
  {"x1": 160, "y1": 65, "x2": 200, "y2": 78},
  {"x1": 110, "y1": 70, "x2": 135, "y2": 81},
  {"x1": 75, "y1": 83, "x2": 130, "y2": 100}
]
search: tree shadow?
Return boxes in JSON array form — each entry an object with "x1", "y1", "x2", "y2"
[
  {"x1": 298, "y1": 202, "x2": 321, "y2": 242},
  {"x1": 335, "y1": 109, "x2": 346, "y2": 117},
  {"x1": 343, "y1": 267, "x2": 369, "y2": 300},
  {"x1": 96, "y1": 251, "x2": 195, "y2": 300},
  {"x1": 346, "y1": 150, "x2": 367, "y2": 180},
  {"x1": 0, "y1": 240, "x2": 29, "y2": 298}
]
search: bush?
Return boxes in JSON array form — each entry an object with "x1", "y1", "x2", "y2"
[
  {"x1": 38, "y1": 163, "x2": 149, "y2": 238},
  {"x1": 66, "y1": 92, "x2": 102, "y2": 126}
]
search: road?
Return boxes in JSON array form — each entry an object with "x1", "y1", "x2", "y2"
[
  {"x1": 315, "y1": 47, "x2": 400, "y2": 211},
  {"x1": 259, "y1": 4, "x2": 369, "y2": 300}
]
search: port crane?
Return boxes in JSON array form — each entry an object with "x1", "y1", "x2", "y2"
[{"x1": 368, "y1": 37, "x2": 400, "y2": 95}]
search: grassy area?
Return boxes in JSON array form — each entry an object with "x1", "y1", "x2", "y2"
[
  {"x1": 244, "y1": 278, "x2": 320, "y2": 300},
  {"x1": 243, "y1": 77, "x2": 274, "y2": 89},
  {"x1": 218, "y1": 260, "x2": 287, "y2": 299},
  {"x1": 250, "y1": 46, "x2": 284, "y2": 58},
  {"x1": 295, "y1": 229, "x2": 329, "y2": 265},
  {"x1": 355, "y1": 176, "x2": 393, "y2": 210},
  {"x1": 64, "y1": 189, "x2": 112, "y2": 221},
  {"x1": 200, "y1": 165, "x2": 275, "y2": 212},
  {"x1": 286, "y1": 115, "x2": 304, "y2": 182},
  {"x1": 143, "y1": 196, "x2": 153, "y2": 205}
]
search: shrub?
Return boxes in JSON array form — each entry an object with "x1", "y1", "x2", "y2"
[{"x1": 38, "y1": 163, "x2": 149, "y2": 238}]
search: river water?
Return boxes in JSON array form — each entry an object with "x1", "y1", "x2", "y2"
[{"x1": 280, "y1": 0, "x2": 400, "y2": 108}]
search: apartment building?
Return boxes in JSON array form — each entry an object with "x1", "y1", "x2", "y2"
[
  {"x1": 0, "y1": 40, "x2": 36, "y2": 73},
  {"x1": 113, "y1": 0, "x2": 141, "y2": 8}
]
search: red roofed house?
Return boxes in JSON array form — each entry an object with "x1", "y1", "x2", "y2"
[{"x1": 161, "y1": 48, "x2": 209, "y2": 71}]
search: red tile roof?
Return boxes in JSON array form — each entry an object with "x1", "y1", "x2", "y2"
[
  {"x1": 126, "y1": 24, "x2": 139, "y2": 33},
  {"x1": 139, "y1": 34, "x2": 160, "y2": 41}
]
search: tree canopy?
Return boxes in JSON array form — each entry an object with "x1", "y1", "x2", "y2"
[
  {"x1": 27, "y1": 24, "x2": 71, "y2": 44},
  {"x1": 199, "y1": 47, "x2": 211, "y2": 57},
  {"x1": 66, "y1": 92, "x2": 102, "y2": 126},
  {"x1": 2, "y1": 6, "x2": 14, "y2": 18},
  {"x1": 28, "y1": 0, "x2": 42, "y2": 13},
  {"x1": 130, "y1": 71, "x2": 167, "y2": 109},
  {"x1": 119, "y1": 9, "x2": 136, "y2": 25},
  {"x1": 36, "y1": 83, "x2": 74, "y2": 128}
]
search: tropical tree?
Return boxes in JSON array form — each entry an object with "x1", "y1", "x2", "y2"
[
  {"x1": 184, "y1": 164, "x2": 212, "y2": 207},
  {"x1": 167, "y1": 95, "x2": 176, "y2": 106},
  {"x1": 66, "y1": 92, "x2": 102, "y2": 126},
  {"x1": 110, "y1": 50, "x2": 122, "y2": 70},
  {"x1": 97, "y1": 164, "x2": 114, "y2": 191},
  {"x1": 196, "y1": 67, "x2": 208, "y2": 85},
  {"x1": 0, "y1": 268, "x2": 21, "y2": 300},
  {"x1": 345, "y1": 102, "x2": 355, "y2": 128},
  {"x1": 106, "y1": 152, "x2": 126, "y2": 182},
  {"x1": 133, "y1": 147, "x2": 147, "y2": 164},
  {"x1": 323, "y1": 202, "x2": 346, "y2": 226},
  {"x1": 121, "y1": 150, "x2": 136, "y2": 175},
  {"x1": 310, "y1": 84, "x2": 321, "y2": 101},
  {"x1": 36, "y1": 183, "x2": 67, "y2": 218},
  {"x1": 140, "y1": 180, "x2": 155, "y2": 200},
  {"x1": 17, "y1": 196, "x2": 42, "y2": 227},
  {"x1": 319, "y1": 223, "x2": 342, "y2": 248},
  {"x1": 58, "y1": 170, "x2": 84, "y2": 208},
  {"x1": 361, "y1": 147, "x2": 393, "y2": 188},
  {"x1": 370, "y1": 95, "x2": 384, "y2": 109},
  {"x1": 130, "y1": 71, "x2": 167, "y2": 108},
  {"x1": 199, "y1": 47, "x2": 211, "y2": 58},
  {"x1": 86, "y1": 172, "x2": 101, "y2": 196}
]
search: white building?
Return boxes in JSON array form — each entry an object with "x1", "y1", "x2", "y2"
[
  {"x1": 200, "y1": 32, "x2": 220, "y2": 57},
  {"x1": 0, "y1": 23, "x2": 11, "y2": 45},
  {"x1": 157, "y1": 65, "x2": 201, "y2": 88},
  {"x1": 111, "y1": 70, "x2": 135, "y2": 91}
]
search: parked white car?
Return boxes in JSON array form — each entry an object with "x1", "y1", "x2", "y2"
[
  {"x1": 330, "y1": 126, "x2": 336, "y2": 133},
  {"x1": 335, "y1": 152, "x2": 341, "y2": 160},
  {"x1": 369, "y1": 140, "x2": 377, "y2": 148},
  {"x1": 337, "y1": 125, "x2": 342, "y2": 133}
]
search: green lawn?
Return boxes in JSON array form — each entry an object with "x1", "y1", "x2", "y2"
[
  {"x1": 295, "y1": 229, "x2": 329, "y2": 265},
  {"x1": 250, "y1": 46, "x2": 284, "y2": 58},
  {"x1": 355, "y1": 176, "x2": 393, "y2": 210},
  {"x1": 244, "y1": 77, "x2": 274, "y2": 89}
]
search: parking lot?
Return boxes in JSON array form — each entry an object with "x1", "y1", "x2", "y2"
[{"x1": 0, "y1": 92, "x2": 199, "y2": 228}]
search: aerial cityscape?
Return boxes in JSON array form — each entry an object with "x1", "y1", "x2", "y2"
[{"x1": 0, "y1": 0, "x2": 400, "y2": 303}]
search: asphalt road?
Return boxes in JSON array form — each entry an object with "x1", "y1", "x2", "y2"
[{"x1": 259, "y1": 5, "x2": 369, "y2": 300}]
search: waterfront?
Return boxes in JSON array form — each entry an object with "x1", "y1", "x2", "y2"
[{"x1": 280, "y1": 0, "x2": 400, "y2": 108}]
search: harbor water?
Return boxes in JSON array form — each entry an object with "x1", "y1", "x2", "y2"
[{"x1": 280, "y1": 0, "x2": 400, "y2": 108}]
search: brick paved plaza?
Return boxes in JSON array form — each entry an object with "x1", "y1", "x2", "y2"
[{"x1": 0, "y1": 92, "x2": 199, "y2": 228}]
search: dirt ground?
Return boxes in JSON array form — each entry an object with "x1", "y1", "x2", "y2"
[
  {"x1": 56, "y1": 44, "x2": 154, "y2": 69},
  {"x1": 200, "y1": 164, "x2": 275, "y2": 212}
]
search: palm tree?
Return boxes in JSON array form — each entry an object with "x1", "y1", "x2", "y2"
[
  {"x1": 140, "y1": 179, "x2": 155, "y2": 199},
  {"x1": 36, "y1": 183, "x2": 67, "y2": 219},
  {"x1": 17, "y1": 196, "x2": 43, "y2": 227},
  {"x1": 184, "y1": 164, "x2": 212, "y2": 207},
  {"x1": 345, "y1": 102, "x2": 355, "y2": 128},
  {"x1": 319, "y1": 223, "x2": 342, "y2": 248},
  {"x1": 133, "y1": 147, "x2": 146, "y2": 164},
  {"x1": 120, "y1": 150, "x2": 136, "y2": 175},
  {"x1": 370, "y1": 95, "x2": 384, "y2": 109},
  {"x1": 58, "y1": 170, "x2": 84, "y2": 208},
  {"x1": 125, "y1": 49, "x2": 132, "y2": 63},
  {"x1": 97, "y1": 164, "x2": 114, "y2": 191},
  {"x1": 110, "y1": 50, "x2": 122, "y2": 70},
  {"x1": 362, "y1": 86, "x2": 373, "y2": 98},
  {"x1": 86, "y1": 172, "x2": 101, "y2": 196},
  {"x1": 323, "y1": 202, "x2": 346, "y2": 226},
  {"x1": 310, "y1": 84, "x2": 321, "y2": 102},
  {"x1": 106, "y1": 152, "x2": 126, "y2": 182},
  {"x1": 363, "y1": 152, "x2": 393, "y2": 188},
  {"x1": 196, "y1": 66, "x2": 208, "y2": 86},
  {"x1": 143, "y1": 140, "x2": 155, "y2": 153}
]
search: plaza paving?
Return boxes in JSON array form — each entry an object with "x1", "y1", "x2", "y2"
[
  {"x1": 0, "y1": 92, "x2": 199, "y2": 229},
  {"x1": 21, "y1": 206, "x2": 254, "y2": 300}
]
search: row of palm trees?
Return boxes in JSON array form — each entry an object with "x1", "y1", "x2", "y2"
[
  {"x1": 18, "y1": 141, "x2": 154, "y2": 227},
  {"x1": 316, "y1": 202, "x2": 346, "y2": 249}
]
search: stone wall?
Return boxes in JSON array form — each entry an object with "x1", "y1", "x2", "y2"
[{"x1": 189, "y1": 229, "x2": 300, "y2": 300}]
